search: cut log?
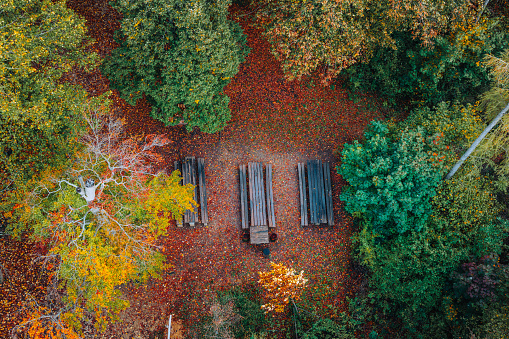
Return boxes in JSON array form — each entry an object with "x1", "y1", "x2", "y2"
[
  {"x1": 197, "y1": 158, "x2": 208, "y2": 226},
  {"x1": 239, "y1": 165, "x2": 249, "y2": 229},
  {"x1": 323, "y1": 162, "x2": 334, "y2": 226},
  {"x1": 266, "y1": 164, "x2": 276, "y2": 228}
]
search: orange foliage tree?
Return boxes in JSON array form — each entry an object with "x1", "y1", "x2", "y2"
[
  {"x1": 253, "y1": 0, "x2": 481, "y2": 85},
  {"x1": 258, "y1": 262, "x2": 308, "y2": 313},
  {"x1": 6, "y1": 102, "x2": 197, "y2": 337}
]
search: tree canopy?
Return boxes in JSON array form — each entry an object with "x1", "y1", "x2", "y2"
[
  {"x1": 343, "y1": 18, "x2": 508, "y2": 109},
  {"x1": 471, "y1": 49, "x2": 509, "y2": 181},
  {"x1": 253, "y1": 0, "x2": 479, "y2": 85},
  {"x1": 7, "y1": 105, "x2": 197, "y2": 337},
  {"x1": 337, "y1": 120, "x2": 451, "y2": 237},
  {"x1": 345, "y1": 103, "x2": 509, "y2": 336},
  {"x1": 0, "y1": 0, "x2": 99, "y2": 186},
  {"x1": 101, "y1": 0, "x2": 250, "y2": 133}
]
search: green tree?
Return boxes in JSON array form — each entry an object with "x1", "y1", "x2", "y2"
[
  {"x1": 215, "y1": 285, "x2": 272, "y2": 338},
  {"x1": 7, "y1": 105, "x2": 197, "y2": 337},
  {"x1": 430, "y1": 48, "x2": 509, "y2": 192},
  {"x1": 0, "y1": 0, "x2": 100, "y2": 186},
  {"x1": 101, "y1": 0, "x2": 250, "y2": 133},
  {"x1": 337, "y1": 120, "x2": 450, "y2": 238},
  {"x1": 480, "y1": 47, "x2": 509, "y2": 123},
  {"x1": 470, "y1": 49, "x2": 509, "y2": 177},
  {"x1": 476, "y1": 305, "x2": 509, "y2": 339},
  {"x1": 474, "y1": 258, "x2": 509, "y2": 338},
  {"x1": 352, "y1": 216, "x2": 508, "y2": 337},
  {"x1": 449, "y1": 254, "x2": 500, "y2": 318},
  {"x1": 253, "y1": 0, "x2": 477, "y2": 85},
  {"x1": 343, "y1": 18, "x2": 508, "y2": 109},
  {"x1": 351, "y1": 157, "x2": 507, "y2": 337},
  {"x1": 300, "y1": 318, "x2": 353, "y2": 339}
]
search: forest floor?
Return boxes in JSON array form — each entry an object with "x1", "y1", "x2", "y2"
[{"x1": 51, "y1": 1, "x2": 386, "y2": 338}]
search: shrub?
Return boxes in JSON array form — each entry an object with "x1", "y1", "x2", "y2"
[
  {"x1": 444, "y1": 250, "x2": 509, "y2": 338},
  {"x1": 300, "y1": 318, "x2": 353, "y2": 339},
  {"x1": 429, "y1": 171, "x2": 505, "y2": 258},
  {"x1": 353, "y1": 225, "x2": 463, "y2": 338},
  {"x1": 216, "y1": 284, "x2": 275, "y2": 338},
  {"x1": 478, "y1": 305, "x2": 509, "y2": 339},
  {"x1": 337, "y1": 120, "x2": 450, "y2": 238},
  {"x1": 450, "y1": 254, "x2": 500, "y2": 316}
]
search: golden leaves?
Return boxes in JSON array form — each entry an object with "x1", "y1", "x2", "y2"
[
  {"x1": 258, "y1": 262, "x2": 307, "y2": 313},
  {"x1": 142, "y1": 170, "x2": 197, "y2": 234},
  {"x1": 5, "y1": 108, "x2": 196, "y2": 336}
]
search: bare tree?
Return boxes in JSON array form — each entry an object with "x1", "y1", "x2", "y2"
[{"x1": 10, "y1": 104, "x2": 196, "y2": 338}]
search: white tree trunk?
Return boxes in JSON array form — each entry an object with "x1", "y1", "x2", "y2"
[
  {"x1": 445, "y1": 101, "x2": 509, "y2": 180},
  {"x1": 0, "y1": 261, "x2": 7, "y2": 284},
  {"x1": 77, "y1": 175, "x2": 98, "y2": 203}
]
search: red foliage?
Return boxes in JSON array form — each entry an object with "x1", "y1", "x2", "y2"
[{"x1": 0, "y1": 236, "x2": 52, "y2": 338}]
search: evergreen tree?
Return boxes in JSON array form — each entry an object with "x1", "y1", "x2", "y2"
[
  {"x1": 337, "y1": 120, "x2": 450, "y2": 238},
  {"x1": 101, "y1": 0, "x2": 250, "y2": 133}
]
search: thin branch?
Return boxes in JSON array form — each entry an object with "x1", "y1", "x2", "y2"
[{"x1": 445, "y1": 101, "x2": 509, "y2": 180}]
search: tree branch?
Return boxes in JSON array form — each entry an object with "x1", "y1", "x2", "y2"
[{"x1": 445, "y1": 101, "x2": 509, "y2": 180}]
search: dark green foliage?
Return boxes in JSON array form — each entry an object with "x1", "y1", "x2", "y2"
[
  {"x1": 337, "y1": 120, "x2": 449, "y2": 238},
  {"x1": 344, "y1": 114, "x2": 509, "y2": 337},
  {"x1": 351, "y1": 175, "x2": 508, "y2": 337},
  {"x1": 449, "y1": 254, "x2": 500, "y2": 318},
  {"x1": 300, "y1": 318, "x2": 351, "y2": 339},
  {"x1": 343, "y1": 18, "x2": 508, "y2": 109},
  {"x1": 291, "y1": 297, "x2": 358, "y2": 339},
  {"x1": 443, "y1": 220, "x2": 509, "y2": 338},
  {"x1": 101, "y1": 0, "x2": 250, "y2": 133},
  {"x1": 354, "y1": 226, "x2": 463, "y2": 336},
  {"x1": 343, "y1": 296, "x2": 376, "y2": 334},
  {"x1": 340, "y1": 17, "x2": 509, "y2": 337},
  {"x1": 475, "y1": 257, "x2": 509, "y2": 337},
  {"x1": 442, "y1": 252, "x2": 509, "y2": 339}
]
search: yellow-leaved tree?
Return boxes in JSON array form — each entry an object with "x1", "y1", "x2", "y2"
[
  {"x1": 0, "y1": 0, "x2": 99, "y2": 187},
  {"x1": 7, "y1": 101, "x2": 197, "y2": 338},
  {"x1": 258, "y1": 262, "x2": 307, "y2": 313}
]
